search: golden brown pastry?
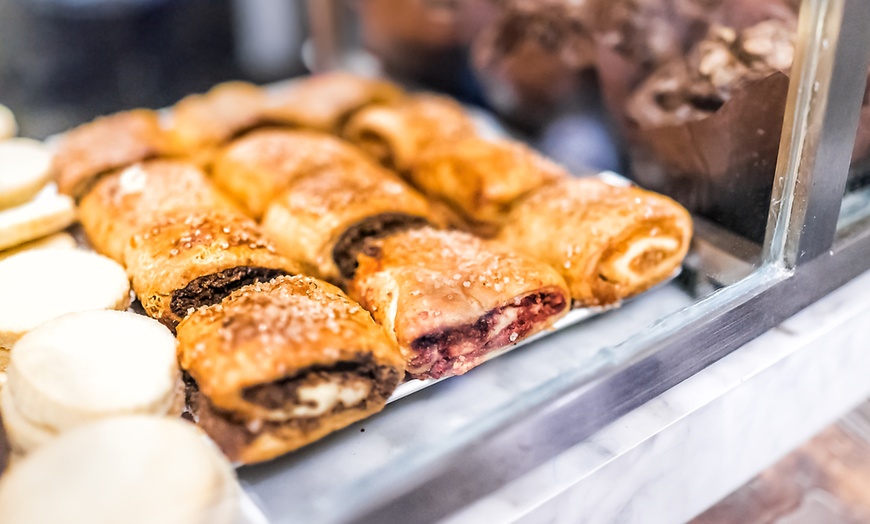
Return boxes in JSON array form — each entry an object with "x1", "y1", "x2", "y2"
[
  {"x1": 410, "y1": 137, "x2": 568, "y2": 234},
  {"x1": 210, "y1": 129, "x2": 372, "y2": 219},
  {"x1": 53, "y1": 110, "x2": 169, "y2": 200},
  {"x1": 124, "y1": 209, "x2": 304, "y2": 329},
  {"x1": 177, "y1": 275, "x2": 404, "y2": 464},
  {"x1": 348, "y1": 227, "x2": 570, "y2": 379},
  {"x1": 262, "y1": 160, "x2": 439, "y2": 284},
  {"x1": 342, "y1": 94, "x2": 477, "y2": 172},
  {"x1": 263, "y1": 72, "x2": 404, "y2": 133},
  {"x1": 167, "y1": 81, "x2": 267, "y2": 166},
  {"x1": 79, "y1": 160, "x2": 236, "y2": 262},
  {"x1": 496, "y1": 178, "x2": 693, "y2": 306}
]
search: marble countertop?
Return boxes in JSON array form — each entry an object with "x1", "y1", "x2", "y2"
[{"x1": 443, "y1": 269, "x2": 870, "y2": 524}]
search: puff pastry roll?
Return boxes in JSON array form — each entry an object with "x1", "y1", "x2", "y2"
[
  {"x1": 79, "y1": 160, "x2": 236, "y2": 262},
  {"x1": 177, "y1": 275, "x2": 404, "y2": 463},
  {"x1": 410, "y1": 137, "x2": 568, "y2": 234},
  {"x1": 167, "y1": 82, "x2": 267, "y2": 166},
  {"x1": 211, "y1": 129, "x2": 371, "y2": 219},
  {"x1": 262, "y1": 161, "x2": 438, "y2": 283},
  {"x1": 348, "y1": 227, "x2": 570, "y2": 379},
  {"x1": 496, "y1": 178, "x2": 693, "y2": 307},
  {"x1": 54, "y1": 110, "x2": 169, "y2": 200},
  {"x1": 124, "y1": 209, "x2": 303, "y2": 329},
  {"x1": 263, "y1": 72, "x2": 403, "y2": 133},
  {"x1": 343, "y1": 94, "x2": 477, "y2": 172}
]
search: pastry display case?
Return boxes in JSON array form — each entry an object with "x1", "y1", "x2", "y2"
[{"x1": 1, "y1": 0, "x2": 870, "y2": 522}]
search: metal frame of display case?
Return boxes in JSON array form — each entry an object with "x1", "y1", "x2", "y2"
[{"x1": 301, "y1": 1, "x2": 870, "y2": 521}]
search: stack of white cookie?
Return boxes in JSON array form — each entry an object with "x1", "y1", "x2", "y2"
[
  {"x1": 0, "y1": 104, "x2": 74, "y2": 257},
  {"x1": 0, "y1": 104, "x2": 134, "y2": 364},
  {"x1": 0, "y1": 416, "x2": 240, "y2": 524},
  {"x1": 2, "y1": 310, "x2": 182, "y2": 455},
  {"x1": 0, "y1": 104, "x2": 242, "y2": 523}
]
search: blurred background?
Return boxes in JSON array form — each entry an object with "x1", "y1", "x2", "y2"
[
  {"x1": 0, "y1": 0, "x2": 620, "y2": 173},
  {"x1": 7, "y1": 0, "x2": 864, "y2": 247},
  {"x1": 0, "y1": 0, "x2": 307, "y2": 138}
]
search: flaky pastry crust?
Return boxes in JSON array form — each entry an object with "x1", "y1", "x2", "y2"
[
  {"x1": 178, "y1": 275, "x2": 404, "y2": 463},
  {"x1": 263, "y1": 72, "x2": 404, "y2": 133},
  {"x1": 79, "y1": 160, "x2": 236, "y2": 262},
  {"x1": 211, "y1": 129, "x2": 372, "y2": 219},
  {"x1": 496, "y1": 178, "x2": 693, "y2": 306},
  {"x1": 410, "y1": 137, "x2": 568, "y2": 234},
  {"x1": 124, "y1": 210, "x2": 304, "y2": 329},
  {"x1": 167, "y1": 82, "x2": 267, "y2": 166},
  {"x1": 348, "y1": 227, "x2": 570, "y2": 379},
  {"x1": 262, "y1": 161, "x2": 438, "y2": 283},
  {"x1": 54, "y1": 110, "x2": 169, "y2": 200},
  {"x1": 343, "y1": 94, "x2": 477, "y2": 172}
]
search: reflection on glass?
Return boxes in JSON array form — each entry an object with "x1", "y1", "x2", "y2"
[
  {"x1": 0, "y1": 0, "x2": 828, "y2": 521},
  {"x1": 839, "y1": 73, "x2": 870, "y2": 232}
]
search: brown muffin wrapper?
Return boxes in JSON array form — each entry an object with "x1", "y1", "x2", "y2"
[{"x1": 628, "y1": 72, "x2": 789, "y2": 241}]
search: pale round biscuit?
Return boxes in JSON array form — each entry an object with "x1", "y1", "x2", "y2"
[
  {"x1": 1, "y1": 385, "x2": 56, "y2": 455},
  {"x1": 0, "y1": 416, "x2": 240, "y2": 524},
  {"x1": 0, "y1": 232, "x2": 77, "y2": 262},
  {"x1": 0, "y1": 104, "x2": 16, "y2": 139},
  {"x1": 6, "y1": 310, "x2": 179, "y2": 433},
  {"x1": 0, "y1": 249, "x2": 131, "y2": 349},
  {"x1": 0, "y1": 192, "x2": 75, "y2": 251},
  {"x1": 0, "y1": 138, "x2": 53, "y2": 210}
]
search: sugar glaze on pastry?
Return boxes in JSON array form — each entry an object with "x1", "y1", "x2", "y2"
[
  {"x1": 349, "y1": 227, "x2": 570, "y2": 379},
  {"x1": 177, "y1": 275, "x2": 404, "y2": 463},
  {"x1": 497, "y1": 177, "x2": 693, "y2": 306}
]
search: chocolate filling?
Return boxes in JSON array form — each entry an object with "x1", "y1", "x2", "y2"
[
  {"x1": 409, "y1": 290, "x2": 568, "y2": 379},
  {"x1": 192, "y1": 356, "x2": 400, "y2": 460},
  {"x1": 170, "y1": 266, "x2": 288, "y2": 320},
  {"x1": 241, "y1": 355, "x2": 395, "y2": 409},
  {"x1": 333, "y1": 213, "x2": 430, "y2": 280}
]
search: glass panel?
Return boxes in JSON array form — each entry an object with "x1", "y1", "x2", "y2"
[
  {"x1": 240, "y1": 1, "x2": 820, "y2": 522},
  {"x1": 838, "y1": 62, "x2": 870, "y2": 233},
  {"x1": 0, "y1": 0, "x2": 847, "y2": 522}
]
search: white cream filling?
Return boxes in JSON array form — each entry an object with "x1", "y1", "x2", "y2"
[
  {"x1": 607, "y1": 236, "x2": 680, "y2": 285},
  {"x1": 488, "y1": 307, "x2": 520, "y2": 337},
  {"x1": 287, "y1": 380, "x2": 372, "y2": 418}
]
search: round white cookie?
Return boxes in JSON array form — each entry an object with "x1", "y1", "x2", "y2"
[
  {"x1": 0, "y1": 249, "x2": 131, "y2": 349},
  {"x1": 0, "y1": 138, "x2": 53, "y2": 210},
  {"x1": 0, "y1": 232, "x2": 77, "y2": 262},
  {"x1": 5, "y1": 311, "x2": 180, "y2": 443},
  {"x1": 1, "y1": 385, "x2": 55, "y2": 455},
  {"x1": 0, "y1": 104, "x2": 16, "y2": 139},
  {"x1": 0, "y1": 416, "x2": 240, "y2": 524},
  {"x1": 0, "y1": 192, "x2": 75, "y2": 251}
]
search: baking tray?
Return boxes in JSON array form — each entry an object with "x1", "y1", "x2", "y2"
[{"x1": 42, "y1": 98, "x2": 679, "y2": 408}]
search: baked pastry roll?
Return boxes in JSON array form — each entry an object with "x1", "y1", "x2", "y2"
[
  {"x1": 410, "y1": 137, "x2": 568, "y2": 234},
  {"x1": 79, "y1": 160, "x2": 236, "y2": 262},
  {"x1": 496, "y1": 178, "x2": 693, "y2": 307},
  {"x1": 167, "y1": 82, "x2": 267, "y2": 166},
  {"x1": 262, "y1": 161, "x2": 438, "y2": 283},
  {"x1": 348, "y1": 227, "x2": 570, "y2": 379},
  {"x1": 54, "y1": 110, "x2": 169, "y2": 200},
  {"x1": 263, "y1": 72, "x2": 403, "y2": 133},
  {"x1": 343, "y1": 94, "x2": 477, "y2": 172},
  {"x1": 177, "y1": 275, "x2": 404, "y2": 463},
  {"x1": 211, "y1": 129, "x2": 371, "y2": 219},
  {"x1": 124, "y1": 209, "x2": 303, "y2": 329}
]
